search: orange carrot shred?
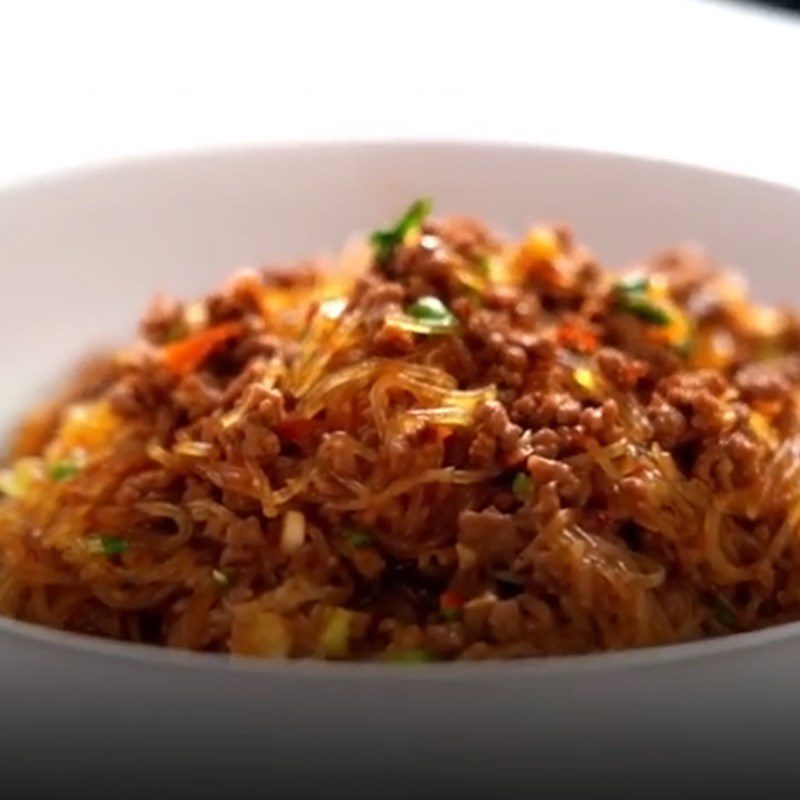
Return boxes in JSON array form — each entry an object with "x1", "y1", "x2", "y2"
[
  {"x1": 555, "y1": 322, "x2": 598, "y2": 354},
  {"x1": 162, "y1": 322, "x2": 243, "y2": 376}
]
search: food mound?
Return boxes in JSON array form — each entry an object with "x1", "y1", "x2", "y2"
[{"x1": 2, "y1": 199, "x2": 800, "y2": 662}]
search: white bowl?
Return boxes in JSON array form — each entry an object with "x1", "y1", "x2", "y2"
[{"x1": 2, "y1": 142, "x2": 800, "y2": 794}]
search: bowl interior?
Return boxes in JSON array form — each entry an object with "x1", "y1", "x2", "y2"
[
  {"x1": 2, "y1": 141, "x2": 800, "y2": 669},
  {"x1": 5, "y1": 144, "x2": 800, "y2": 790},
  {"x1": 3, "y1": 142, "x2": 800, "y2": 427}
]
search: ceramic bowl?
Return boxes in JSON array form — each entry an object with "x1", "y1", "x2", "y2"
[{"x1": 2, "y1": 143, "x2": 799, "y2": 795}]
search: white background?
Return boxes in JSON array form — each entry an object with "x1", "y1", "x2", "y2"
[{"x1": 0, "y1": 0, "x2": 798, "y2": 187}]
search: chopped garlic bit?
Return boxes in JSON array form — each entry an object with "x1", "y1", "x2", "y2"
[
  {"x1": 281, "y1": 510, "x2": 307, "y2": 554},
  {"x1": 212, "y1": 569, "x2": 231, "y2": 588},
  {"x1": 221, "y1": 407, "x2": 245, "y2": 430},
  {"x1": 184, "y1": 300, "x2": 210, "y2": 331},
  {"x1": 319, "y1": 297, "x2": 348, "y2": 320},
  {"x1": 0, "y1": 458, "x2": 45, "y2": 498},
  {"x1": 146, "y1": 441, "x2": 171, "y2": 465},
  {"x1": 456, "y1": 542, "x2": 478, "y2": 570},
  {"x1": 573, "y1": 367, "x2": 596, "y2": 391},
  {"x1": 419, "y1": 234, "x2": 441, "y2": 251},
  {"x1": 174, "y1": 440, "x2": 215, "y2": 458},
  {"x1": 232, "y1": 607, "x2": 291, "y2": 657},
  {"x1": 464, "y1": 591, "x2": 498, "y2": 611}
]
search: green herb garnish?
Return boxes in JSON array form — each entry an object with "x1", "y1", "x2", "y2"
[
  {"x1": 713, "y1": 598, "x2": 736, "y2": 628},
  {"x1": 617, "y1": 294, "x2": 672, "y2": 326},
  {"x1": 388, "y1": 649, "x2": 432, "y2": 664},
  {"x1": 343, "y1": 528, "x2": 374, "y2": 548},
  {"x1": 49, "y1": 461, "x2": 80, "y2": 482},
  {"x1": 406, "y1": 296, "x2": 457, "y2": 327},
  {"x1": 614, "y1": 278, "x2": 672, "y2": 327},
  {"x1": 88, "y1": 535, "x2": 130, "y2": 557},
  {"x1": 512, "y1": 472, "x2": 533, "y2": 501},
  {"x1": 617, "y1": 275, "x2": 650, "y2": 293},
  {"x1": 371, "y1": 198, "x2": 432, "y2": 265},
  {"x1": 473, "y1": 256, "x2": 491, "y2": 278}
]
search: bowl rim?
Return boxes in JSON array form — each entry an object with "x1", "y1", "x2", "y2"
[
  {"x1": 2, "y1": 607, "x2": 799, "y2": 680},
  {"x1": 3, "y1": 138, "x2": 800, "y2": 679},
  {"x1": 1, "y1": 136, "x2": 798, "y2": 199}
]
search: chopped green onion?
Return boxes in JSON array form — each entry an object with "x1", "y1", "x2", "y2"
[
  {"x1": 388, "y1": 649, "x2": 432, "y2": 664},
  {"x1": 371, "y1": 198, "x2": 432, "y2": 265},
  {"x1": 319, "y1": 297, "x2": 348, "y2": 320},
  {"x1": 343, "y1": 528, "x2": 374, "y2": 548},
  {"x1": 49, "y1": 461, "x2": 80, "y2": 482},
  {"x1": 713, "y1": 599, "x2": 736, "y2": 628},
  {"x1": 406, "y1": 296, "x2": 457, "y2": 327},
  {"x1": 88, "y1": 535, "x2": 130, "y2": 557},
  {"x1": 512, "y1": 472, "x2": 533, "y2": 501},
  {"x1": 440, "y1": 590, "x2": 464, "y2": 621},
  {"x1": 212, "y1": 569, "x2": 231, "y2": 589},
  {"x1": 473, "y1": 256, "x2": 491, "y2": 278},
  {"x1": 617, "y1": 275, "x2": 649, "y2": 293},
  {"x1": 614, "y1": 278, "x2": 672, "y2": 326},
  {"x1": 385, "y1": 314, "x2": 458, "y2": 336},
  {"x1": 617, "y1": 295, "x2": 672, "y2": 326}
]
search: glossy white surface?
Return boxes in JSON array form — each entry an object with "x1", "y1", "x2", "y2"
[{"x1": 2, "y1": 142, "x2": 800, "y2": 792}]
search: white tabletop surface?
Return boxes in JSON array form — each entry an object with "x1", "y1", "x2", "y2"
[{"x1": 0, "y1": 0, "x2": 797, "y2": 188}]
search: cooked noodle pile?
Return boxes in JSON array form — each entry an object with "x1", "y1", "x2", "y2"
[{"x1": 3, "y1": 199, "x2": 800, "y2": 660}]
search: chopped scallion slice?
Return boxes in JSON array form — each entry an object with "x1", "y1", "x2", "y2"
[
  {"x1": 49, "y1": 461, "x2": 80, "y2": 482},
  {"x1": 385, "y1": 314, "x2": 458, "y2": 336},
  {"x1": 88, "y1": 535, "x2": 130, "y2": 557},
  {"x1": 617, "y1": 275, "x2": 649, "y2": 293},
  {"x1": 406, "y1": 296, "x2": 457, "y2": 327},
  {"x1": 614, "y1": 277, "x2": 672, "y2": 326},
  {"x1": 343, "y1": 528, "x2": 373, "y2": 548},
  {"x1": 473, "y1": 256, "x2": 491, "y2": 278},
  {"x1": 370, "y1": 198, "x2": 432, "y2": 265},
  {"x1": 713, "y1": 599, "x2": 736, "y2": 628},
  {"x1": 617, "y1": 294, "x2": 672, "y2": 326},
  {"x1": 512, "y1": 472, "x2": 533, "y2": 501}
]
